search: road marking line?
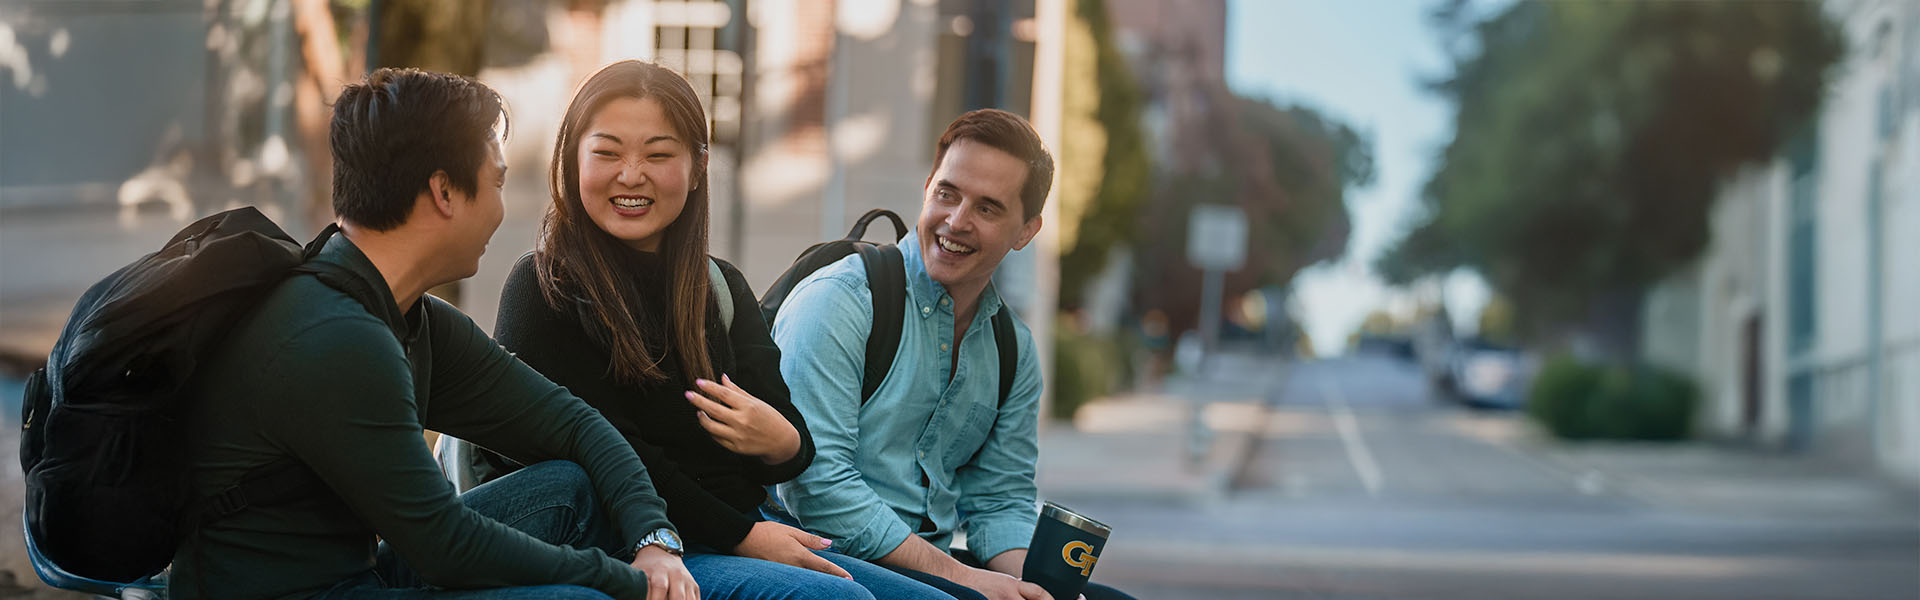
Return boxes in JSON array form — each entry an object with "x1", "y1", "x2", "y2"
[{"x1": 1320, "y1": 378, "x2": 1384, "y2": 496}]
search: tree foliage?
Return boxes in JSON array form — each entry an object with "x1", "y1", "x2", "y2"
[
  {"x1": 1058, "y1": 0, "x2": 1150, "y2": 309},
  {"x1": 1378, "y1": 1, "x2": 1842, "y2": 342},
  {"x1": 1130, "y1": 96, "x2": 1373, "y2": 334}
]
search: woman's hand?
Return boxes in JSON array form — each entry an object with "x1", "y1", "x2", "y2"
[
  {"x1": 629, "y1": 545, "x2": 698, "y2": 600},
  {"x1": 732, "y1": 521, "x2": 853, "y2": 579},
  {"x1": 686, "y1": 375, "x2": 802, "y2": 464}
]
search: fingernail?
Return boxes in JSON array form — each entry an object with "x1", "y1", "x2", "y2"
[
  {"x1": 820, "y1": 538, "x2": 832, "y2": 546},
  {"x1": 684, "y1": 391, "x2": 696, "y2": 399},
  {"x1": 695, "y1": 378, "x2": 710, "y2": 386}
]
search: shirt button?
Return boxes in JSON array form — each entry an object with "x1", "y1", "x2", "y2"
[
  {"x1": 941, "y1": 298, "x2": 950, "y2": 306},
  {"x1": 922, "y1": 307, "x2": 932, "y2": 315},
  {"x1": 918, "y1": 451, "x2": 926, "y2": 459},
  {"x1": 940, "y1": 343, "x2": 949, "y2": 351}
]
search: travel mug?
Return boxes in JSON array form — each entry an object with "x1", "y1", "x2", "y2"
[{"x1": 1021, "y1": 501, "x2": 1111, "y2": 600}]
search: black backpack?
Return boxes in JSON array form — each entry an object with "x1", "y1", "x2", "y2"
[
  {"x1": 758, "y1": 208, "x2": 1018, "y2": 408},
  {"x1": 19, "y1": 207, "x2": 370, "y2": 583}
]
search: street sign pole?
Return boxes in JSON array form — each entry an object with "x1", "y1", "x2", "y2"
[{"x1": 1184, "y1": 204, "x2": 1248, "y2": 465}]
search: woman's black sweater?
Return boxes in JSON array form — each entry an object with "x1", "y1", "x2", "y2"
[{"x1": 494, "y1": 248, "x2": 814, "y2": 551}]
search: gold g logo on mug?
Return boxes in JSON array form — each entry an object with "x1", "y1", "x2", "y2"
[{"x1": 1061, "y1": 540, "x2": 1099, "y2": 576}]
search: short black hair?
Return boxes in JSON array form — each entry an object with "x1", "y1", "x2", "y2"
[{"x1": 330, "y1": 68, "x2": 506, "y2": 231}]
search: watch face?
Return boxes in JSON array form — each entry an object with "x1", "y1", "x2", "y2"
[{"x1": 659, "y1": 529, "x2": 683, "y2": 550}]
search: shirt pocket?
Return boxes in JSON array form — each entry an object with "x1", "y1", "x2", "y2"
[{"x1": 942, "y1": 395, "x2": 997, "y2": 467}]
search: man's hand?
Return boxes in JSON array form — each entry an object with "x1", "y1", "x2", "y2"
[
  {"x1": 629, "y1": 545, "x2": 698, "y2": 600},
  {"x1": 985, "y1": 548, "x2": 1028, "y2": 579},
  {"x1": 732, "y1": 521, "x2": 854, "y2": 579},
  {"x1": 951, "y1": 565, "x2": 1053, "y2": 600},
  {"x1": 686, "y1": 375, "x2": 801, "y2": 464}
]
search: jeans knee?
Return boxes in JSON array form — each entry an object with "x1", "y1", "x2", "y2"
[
  {"x1": 523, "y1": 460, "x2": 593, "y2": 503},
  {"x1": 797, "y1": 576, "x2": 875, "y2": 600},
  {"x1": 544, "y1": 584, "x2": 616, "y2": 599}
]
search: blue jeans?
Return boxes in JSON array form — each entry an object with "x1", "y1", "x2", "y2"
[
  {"x1": 810, "y1": 551, "x2": 958, "y2": 600},
  {"x1": 315, "y1": 461, "x2": 625, "y2": 599},
  {"x1": 891, "y1": 549, "x2": 1139, "y2": 600},
  {"x1": 681, "y1": 550, "x2": 873, "y2": 600},
  {"x1": 885, "y1": 568, "x2": 1136, "y2": 600}
]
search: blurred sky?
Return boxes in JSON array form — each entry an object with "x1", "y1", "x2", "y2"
[{"x1": 1226, "y1": 0, "x2": 1492, "y2": 355}]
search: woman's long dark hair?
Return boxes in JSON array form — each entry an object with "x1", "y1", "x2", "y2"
[{"x1": 537, "y1": 60, "x2": 714, "y2": 385}]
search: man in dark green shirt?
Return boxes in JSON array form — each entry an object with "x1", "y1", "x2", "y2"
[{"x1": 170, "y1": 68, "x2": 697, "y2": 599}]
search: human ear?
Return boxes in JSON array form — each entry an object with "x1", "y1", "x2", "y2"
[
  {"x1": 428, "y1": 171, "x2": 457, "y2": 218},
  {"x1": 1013, "y1": 214, "x2": 1043, "y2": 251}
]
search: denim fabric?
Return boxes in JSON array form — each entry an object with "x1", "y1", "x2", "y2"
[
  {"x1": 317, "y1": 461, "x2": 630, "y2": 599},
  {"x1": 680, "y1": 550, "x2": 873, "y2": 600},
  {"x1": 882, "y1": 570, "x2": 1138, "y2": 600},
  {"x1": 809, "y1": 550, "x2": 960, "y2": 600},
  {"x1": 942, "y1": 548, "x2": 1138, "y2": 600},
  {"x1": 771, "y1": 230, "x2": 1042, "y2": 561}
]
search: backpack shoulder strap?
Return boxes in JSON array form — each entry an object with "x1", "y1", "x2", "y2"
[
  {"x1": 992, "y1": 304, "x2": 1017, "y2": 408},
  {"x1": 857, "y1": 244, "x2": 906, "y2": 403},
  {"x1": 709, "y1": 257, "x2": 734, "y2": 335},
  {"x1": 197, "y1": 459, "x2": 328, "y2": 525},
  {"x1": 290, "y1": 224, "x2": 388, "y2": 322},
  {"x1": 194, "y1": 223, "x2": 351, "y2": 526}
]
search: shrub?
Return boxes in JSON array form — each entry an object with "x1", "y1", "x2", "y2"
[
  {"x1": 1527, "y1": 356, "x2": 1698, "y2": 440},
  {"x1": 1050, "y1": 322, "x2": 1129, "y2": 421}
]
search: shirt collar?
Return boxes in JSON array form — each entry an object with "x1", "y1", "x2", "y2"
[
  {"x1": 898, "y1": 228, "x2": 1003, "y2": 320},
  {"x1": 311, "y1": 232, "x2": 415, "y2": 340}
]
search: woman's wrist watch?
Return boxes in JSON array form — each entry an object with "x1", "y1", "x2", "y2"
[{"x1": 635, "y1": 527, "x2": 684, "y2": 556}]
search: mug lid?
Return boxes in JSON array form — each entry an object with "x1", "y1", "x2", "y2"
[{"x1": 1041, "y1": 501, "x2": 1111, "y2": 537}]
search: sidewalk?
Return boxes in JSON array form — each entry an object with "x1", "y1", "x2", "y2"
[
  {"x1": 1037, "y1": 353, "x2": 1291, "y2": 506},
  {"x1": 1523, "y1": 436, "x2": 1920, "y2": 520},
  {"x1": 1037, "y1": 394, "x2": 1266, "y2": 506},
  {"x1": 1425, "y1": 407, "x2": 1920, "y2": 520}
]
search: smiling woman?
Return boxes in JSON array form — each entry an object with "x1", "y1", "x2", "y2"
[
  {"x1": 577, "y1": 97, "x2": 694, "y2": 253},
  {"x1": 493, "y1": 59, "x2": 878, "y2": 600},
  {"x1": 536, "y1": 60, "x2": 715, "y2": 386}
]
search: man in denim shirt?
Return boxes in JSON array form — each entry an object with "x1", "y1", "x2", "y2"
[{"x1": 773, "y1": 110, "x2": 1131, "y2": 600}]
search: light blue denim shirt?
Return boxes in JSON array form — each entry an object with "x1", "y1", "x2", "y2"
[{"x1": 772, "y1": 229, "x2": 1042, "y2": 562}]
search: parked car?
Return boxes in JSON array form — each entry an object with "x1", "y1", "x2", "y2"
[{"x1": 1449, "y1": 338, "x2": 1532, "y2": 409}]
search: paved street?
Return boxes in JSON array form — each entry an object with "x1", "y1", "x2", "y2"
[{"x1": 1040, "y1": 353, "x2": 1920, "y2": 599}]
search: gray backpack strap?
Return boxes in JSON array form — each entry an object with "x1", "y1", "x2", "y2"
[{"x1": 709, "y1": 257, "x2": 734, "y2": 334}]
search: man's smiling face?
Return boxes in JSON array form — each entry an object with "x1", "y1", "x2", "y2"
[{"x1": 916, "y1": 138, "x2": 1043, "y2": 302}]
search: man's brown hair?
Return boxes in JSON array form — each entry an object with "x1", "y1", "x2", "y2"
[{"x1": 929, "y1": 109, "x2": 1054, "y2": 221}]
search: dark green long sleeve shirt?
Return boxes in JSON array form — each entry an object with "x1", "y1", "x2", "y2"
[{"x1": 169, "y1": 235, "x2": 670, "y2": 599}]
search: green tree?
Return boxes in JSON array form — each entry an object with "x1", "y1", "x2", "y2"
[
  {"x1": 1058, "y1": 0, "x2": 1150, "y2": 309},
  {"x1": 1378, "y1": 1, "x2": 1841, "y2": 358},
  {"x1": 1132, "y1": 97, "x2": 1373, "y2": 334}
]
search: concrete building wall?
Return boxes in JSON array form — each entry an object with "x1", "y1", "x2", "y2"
[
  {"x1": 735, "y1": 0, "x2": 945, "y2": 294},
  {"x1": 0, "y1": 2, "x2": 209, "y2": 208},
  {"x1": 1664, "y1": 0, "x2": 1920, "y2": 484},
  {"x1": 1802, "y1": 0, "x2": 1917, "y2": 479}
]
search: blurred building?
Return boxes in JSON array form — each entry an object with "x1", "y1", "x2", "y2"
[
  {"x1": 0, "y1": 0, "x2": 1064, "y2": 350},
  {"x1": 1105, "y1": 0, "x2": 1227, "y2": 177},
  {"x1": 1642, "y1": 0, "x2": 1919, "y2": 484},
  {"x1": 732, "y1": 0, "x2": 1045, "y2": 291},
  {"x1": 729, "y1": 0, "x2": 1063, "y2": 401}
]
